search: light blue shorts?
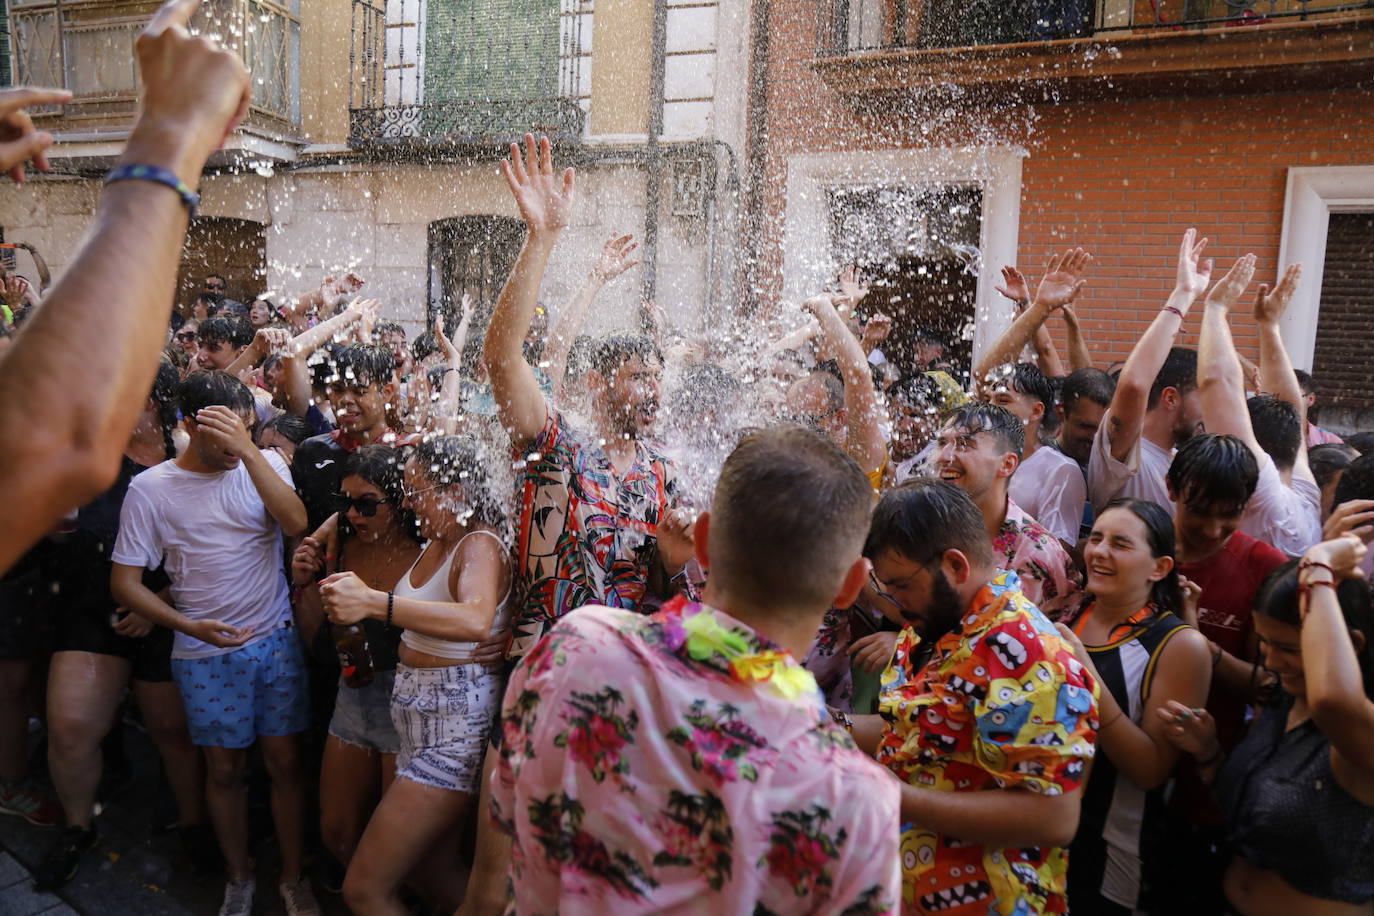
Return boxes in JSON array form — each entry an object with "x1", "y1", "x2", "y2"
[
  {"x1": 390, "y1": 663, "x2": 502, "y2": 793},
  {"x1": 171, "y1": 625, "x2": 311, "y2": 749},
  {"x1": 329, "y1": 668, "x2": 401, "y2": 755}
]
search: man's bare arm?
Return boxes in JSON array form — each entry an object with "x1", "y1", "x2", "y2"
[
  {"x1": 0, "y1": 0, "x2": 250, "y2": 575},
  {"x1": 545, "y1": 233, "x2": 639, "y2": 398},
  {"x1": 1197, "y1": 254, "x2": 1260, "y2": 454},
  {"x1": 899, "y1": 783, "x2": 1082, "y2": 849},
  {"x1": 975, "y1": 251, "x2": 1090, "y2": 379}
]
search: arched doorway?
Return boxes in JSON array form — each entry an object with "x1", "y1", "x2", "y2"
[
  {"x1": 427, "y1": 214, "x2": 526, "y2": 332},
  {"x1": 177, "y1": 217, "x2": 268, "y2": 316}
]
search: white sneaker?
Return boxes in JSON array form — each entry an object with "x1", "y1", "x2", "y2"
[
  {"x1": 218, "y1": 876, "x2": 256, "y2": 916},
  {"x1": 279, "y1": 876, "x2": 321, "y2": 916}
]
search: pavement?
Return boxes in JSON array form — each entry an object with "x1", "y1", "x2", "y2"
[{"x1": 0, "y1": 715, "x2": 347, "y2": 916}]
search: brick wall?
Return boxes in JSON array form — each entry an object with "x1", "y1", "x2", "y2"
[{"x1": 750, "y1": 0, "x2": 1374, "y2": 369}]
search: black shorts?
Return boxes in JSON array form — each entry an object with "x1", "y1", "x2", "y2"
[
  {"x1": 0, "y1": 548, "x2": 57, "y2": 661},
  {"x1": 52, "y1": 603, "x2": 174, "y2": 683}
]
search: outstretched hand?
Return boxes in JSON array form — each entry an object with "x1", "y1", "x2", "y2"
[
  {"x1": 1206, "y1": 253, "x2": 1257, "y2": 310},
  {"x1": 592, "y1": 233, "x2": 641, "y2": 283},
  {"x1": 1033, "y1": 248, "x2": 1092, "y2": 310},
  {"x1": 1254, "y1": 263, "x2": 1302, "y2": 326},
  {"x1": 1325, "y1": 499, "x2": 1374, "y2": 545},
  {"x1": 501, "y1": 134, "x2": 575, "y2": 237},
  {"x1": 0, "y1": 88, "x2": 73, "y2": 183},
  {"x1": 1173, "y1": 228, "x2": 1213, "y2": 303},
  {"x1": 995, "y1": 265, "x2": 1032, "y2": 306},
  {"x1": 837, "y1": 264, "x2": 869, "y2": 308}
]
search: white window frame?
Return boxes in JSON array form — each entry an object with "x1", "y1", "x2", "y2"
[
  {"x1": 1278, "y1": 165, "x2": 1374, "y2": 371},
  {"x1": 781, "y1": 147, "x2": 1025, "y2": 362}
]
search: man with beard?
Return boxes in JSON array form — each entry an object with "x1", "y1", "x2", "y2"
[
  {"x1": 1088, "y1": 229, "x2": 1212, "y2": 514},
  {"x1": 846, "y1": 479, "x2": 1098, "y2": 916}
]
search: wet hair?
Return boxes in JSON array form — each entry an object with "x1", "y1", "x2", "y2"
[
  {"x1": 326, "y1": 344, "x2": 398, "y2": 390},
  {"x1": 940, "y1": 401, "x2": 1025, "y2": 459},
  {"x1": 793, "y1": 370, "x2": 844, "y2": 418},
  {"x1": 339, "y1": 444, "x2": 420, "y2": 544},
  {"x1": 373, "y1": 320, "x2": 405, "y2": 342},
  {"x1": 991, "y1": 362, "x2": 1054, "y2": 423},
  {"x1": 151, "y1": 360, "x2": 182, "y2": 461},
  {"x1": 178, "y1": 370, "x2": 254, "y2": 419},
  {"x1": 1247, "y1": 395, "x2": 1301, "y2": 471},
  {"x1": 213, "y1": 299, "x2": 249, "y2": 319},
  {"x1": 889, "y1": 373, "x2": 943, "y2": 412},
  {"x1": 709, "y1": 425, "x2": 873, "y2": 610},
  {"x1": 1166, "y1": 433, "x2": 1259, "y2": 515},
  {"x1": 1147, "y1": 347, "x2": 1198, "y2": 410},
  {"x1": 410, "y1": 436, "x2": 504, "y2": 529},
  {"x1": 588, "y1": 335, "x2": 662, "y2": 378},
  {"x1": 1060, "y1": 367, "x2": 1115, "y2": 415},
  {"x1": 162, "y1": 342, "x2": 189, "y2": 373},
  {"x1": 1096, "y1": 498, "x2": 1184, "y2": 613},
  {"x1": 196, "y1": 315, "x2": 254, "y2": 351},
  {"x1": 865, "y1": 477, "x2": 994, "y2": 567},
  {"x1": 258, "y1": 412, "x2": 314, "y2": 447},
  {"x1": 913, "y1": 327, "x2": 945, "y2": 349},
  {"x1": 1293, "y1": 369, "x2": 1317, "y2": 397},
  {"x1": 1334, "y1": 453, "x2": 1374, "y2": 508},
  {"x1": 567, "y1": 335, "x2": 597, "y2": 379},
  {"x1": 1346, "y1": 432, "x2": 1374, "y2": 457},
  {"x1": 1254, "y1": 559, "x2": 1374, "y2": 698},
  {"x1": 670, "y1": 362, "x2": 741, "y2": 425},
  {"x1": 1310, "y1": 444, "x2": 1358, "y2": 489},
  {"x1": 411, "y1": 330, "x2": 440, "y2": 363}
]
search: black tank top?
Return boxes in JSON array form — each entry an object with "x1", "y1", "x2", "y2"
[{"x1": 1218, "y1": 692, "x2": 1374, "y2": 904}]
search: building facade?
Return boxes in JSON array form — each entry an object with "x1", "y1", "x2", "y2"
[
  {"x1": 743, "y1": 0, "x2": 1374, "y2": 430},
  {"x1": 0, "y1": 0, "x2": 752, "y2": 341}
]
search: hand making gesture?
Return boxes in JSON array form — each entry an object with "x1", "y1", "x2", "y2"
[{"x1": 502, "y1": 134, "x2": 576, "y2": 237}]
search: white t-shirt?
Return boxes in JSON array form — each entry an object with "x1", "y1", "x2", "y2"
[
  {"x1": 1010, "y1": 446, "x2": 1088, "y2": 545},
  {"x1": 1087, "y1": 410, "x2": 1176, "y2": 515},
  {"x1": 1240, "y1": 452, "x2": 1322, "y2": 557},
  {"x1": 112, "y1": 450, "x2": 295, "y2": 660}
]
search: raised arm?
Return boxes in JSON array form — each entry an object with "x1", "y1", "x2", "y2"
[
  {"x1": 975, "y1": 251, "x2": 1090, "y2": 379},
  {"x1": 1106, "y1": 229, "x2": 1212, "y2": 463},
  {"x1": 428, "y1": 300, "x2": 475, "y2": 436},
  {"x1": 195, "y1": 406, "x2": 307, "y2": 536},
  {"x1": 803, "y1": 294, "x2": 886, "y2": 475},
  {"x1": 0, "y1": 0, "x2": 250, "y2": 575},
  {"x1": 483, "y1": 134, "x2": 575, "y2": 447},
  {"x1": 1299, "y1": 536, "x2": 1374, "y2": 776},
  {"x1": 1061, "y1": 305, "x2": 1094, "y2": 371},
  {"x1": 1197, "y1": 253, "x2": 1260, "y2": 453},
  {"x1": 1254, "y1": 263, "x2": 1313, "y2": 481},
  {"x1": 544, "y1": 233, "x2": 639, "y2": 397}
]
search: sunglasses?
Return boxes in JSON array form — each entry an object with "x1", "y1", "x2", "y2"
[
  {"x1": 175, "y1": 331, "x2": 198, "y2": 342},
  {"x1": 334, "y1": 493, "x2": 392, "y2": 517},
  {"x1": 204, "y1": 282, "x2": 226, "y2": 291}
]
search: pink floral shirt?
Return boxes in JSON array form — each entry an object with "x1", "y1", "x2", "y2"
[
  {"x1": 493, "y1": 597, "x2": 901, "y2": 915},
  {"x1": 993, "y1": 498, "x2": 1085, "y2": 620}
]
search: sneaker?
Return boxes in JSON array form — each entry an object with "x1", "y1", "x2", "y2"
[
  {"x1": 0, "y1": 780, "x2": 62, "y2": 827},
  {"x1": 279, "y1": 876, "x2": 321, "y2": 916},
  {"x1": 179, "y1": 822, "x2": 222, "y2": 876},
  {"x1": 32, "y1": 825, "x2": 98, "y2": 891},
  {"x1": 218, "y1": 876, "x2": 256, "y2": 916}
]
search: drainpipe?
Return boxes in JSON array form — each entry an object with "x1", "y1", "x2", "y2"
[
  {"x1": 740, "y1": 0, "x2": 770, "y2": 317},
  {"x1": 640, "y1": 0, "x2": 669, "y2": 308}
]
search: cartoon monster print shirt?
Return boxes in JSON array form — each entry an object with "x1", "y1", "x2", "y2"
[
  {"x1": 493, "y1": 597, "x2": 902, "y2": 915},
  {"x1": 877, "y1": 571, "x2": 1099, "y2": 916}
]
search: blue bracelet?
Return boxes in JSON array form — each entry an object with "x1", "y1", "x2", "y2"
[{"x1": 104, "y1": 164, "x2": 200, "y2": 219}]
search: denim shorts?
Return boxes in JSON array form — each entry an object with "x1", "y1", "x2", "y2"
[
  {"x1": 329, "y1": 668, "x2": 400, "y2": 755},
  {"x1": 391, "y1": 663, "x2": 503, "y2": 794},
  {"x1": 171, "y1": 625, "x2": 311, "y2": 749}
]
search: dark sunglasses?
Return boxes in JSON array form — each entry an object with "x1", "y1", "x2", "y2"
[
  {"x1": 334, "y1": 493, "x2": 392, "y2": 517},
  {"x1": 204, "y1": 282, "x2": 226, "y2": 291},
  {"x1": 175, "y1": 331, "x2": 198, "y2": 342}
]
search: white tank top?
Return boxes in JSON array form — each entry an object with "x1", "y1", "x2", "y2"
[{"x1": 396, "y1": 530, "x2": 512, "y2": 660}]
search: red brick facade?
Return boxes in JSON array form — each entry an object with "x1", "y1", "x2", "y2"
[{"x1": 747, "y1": 0, "x2": 1374, "y2": 369}]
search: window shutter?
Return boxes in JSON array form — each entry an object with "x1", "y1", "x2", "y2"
[{"x1": 1313, "y1": 212, "x2": 1374, "y2": 411}]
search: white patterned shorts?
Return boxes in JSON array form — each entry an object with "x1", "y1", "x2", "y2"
[{"x1": 390, "y1": 662, "x2": 502, "y2": 793}]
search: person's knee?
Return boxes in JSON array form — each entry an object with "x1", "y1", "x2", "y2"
[
  {"x1": 342, "y1": 865, "x2": 384, "y2": 912},
  {"x1": 46, "y1": 711, "x2": 103, "y2": 760},
  {"x1": 204, "y1": 753, "x2": 243, "y2": 791},
  {"x1": 260, "y1": 738, "x2": 302, "y2": 786},
  {"x1": 142, "y1": 713, "x2": 192, "y2": 751},
  {"x1": 320, "y1": 810, "x2": 362, "y2": 865}
]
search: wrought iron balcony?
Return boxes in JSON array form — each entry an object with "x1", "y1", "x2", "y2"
[
  {"x1": 814, "y1": 0, "x2": 1374, "y2": 102},
  {"x1": 347, "y1": 0, "x2": 586, "y2": 152},
  {"x1": 7, "y1": 0, "x2": 302, "y2": 163}
]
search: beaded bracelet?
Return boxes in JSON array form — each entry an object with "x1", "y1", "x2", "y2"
[
  {"x1": 386, "y1": 591, "x2": 395, "y2": 628},
  {"x1": 1162, "y1": 305, "x2": 1186, "y2": 320},
  {"x1": 104, "y1": 164, "x2": 200, "y2": 219}
]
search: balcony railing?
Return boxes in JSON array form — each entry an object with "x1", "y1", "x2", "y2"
[
  {"x1": 8, "y1": 0, "x2": 300, "y2": 141},
  {"x1": 348, "y1": 0, "x2": 586, "y2": 152},
  {"x1": 819, "y1": 0, "x2": 1374, "y2": 54}
]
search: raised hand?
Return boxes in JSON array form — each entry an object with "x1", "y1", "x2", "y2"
[
  {"x1": 1324, "y1": 498, "x2": 1374, "y2": 544},
  {"x1": 995, "y1": 265, "x2": 1032, "y2": 306},
  {"x1": 433, "y1": 309, "x2": 461, "y2": 362},
  {"x1": 501, "y1": 134, "x2": 575, "y2": 237},
  {"x1": 124, "y1": 0, "x2": 252, "y2": 178},
  {"x1": 291, "y1": 534, "x2": 327, "y2": 586},
  {"x1": 0, "y1": 88, "x2": 73, "y2": 183},
  {"x1": 837, "y1": 264, "x2": 870, "y2": 308},
  {"x1": 2, "y1": 273, "x2": 30, "y2": 310},
  {"x1": 1033, "y1": 247, "x2": 1092, "y2": 311},
  {"x1": 320, "y1": 272, "x2": 366, "y2": 313},
  {"x1": 1206, "y1": 253, "x2": 1257, "y2": 310},
  {"x1": 861, "y1": 313, "x2": 893, "y2": 349},
  {"x1": 254, "y1": 325, "x2": 291, "y2": 355},
  {"x1": 1173, "y1": 228, "x2": 1213, "y2": 302},
  {"x1": 1303, "y1": 535, "x2": 1370, "y2": 587},
  {"x1": 1254, "y1": 262, "x2": 1302, "y2": 326},
  {"x1": 1178, "y1": 575, "x2": 1202, "y2": 628},
  {"x1": 592, "y1": 233, "x2": 641, "y2": 283}
]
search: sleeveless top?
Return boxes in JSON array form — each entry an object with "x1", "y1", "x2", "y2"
[
  {"x1": 397, "y1": 530, "x2": 513, "y2": 661},
  {"x1": 1068, "y1": 604, "x2": 1192, "y2": 911},
  {"x1": 1218, "y1": 692, "x2": 1374, "y2": 904}
]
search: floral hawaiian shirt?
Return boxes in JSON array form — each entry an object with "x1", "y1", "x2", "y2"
[
  {"x1": 494, "y1": 596, "x2": 902, "y2": 915},
  {"x1": 994, "y1": 499, "x2": 1085, "y2": 621},
  {"x1": 877, "y1": 571, "x2": 1098, "y2": 916},
  {"x1": 509, "y1": 409, "x2": 679, "y2": 659}
]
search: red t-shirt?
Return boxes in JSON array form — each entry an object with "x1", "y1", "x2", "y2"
[{"x1": 1173, "y1": 531, "x2": 1287, "y2": 824}]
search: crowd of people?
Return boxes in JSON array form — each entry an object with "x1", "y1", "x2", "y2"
[{"x1": 1, "y1": 4, "x2": 1374, "y2": 915}]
